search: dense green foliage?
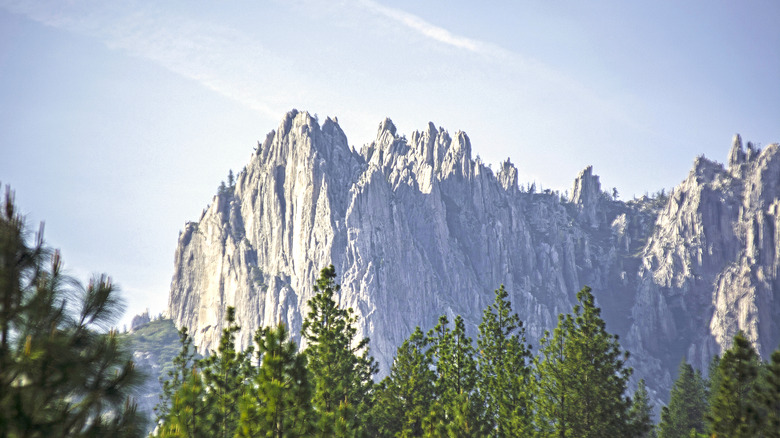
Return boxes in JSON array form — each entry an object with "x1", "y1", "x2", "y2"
[
  {"x1": 708, "y1": 331, "x2": 763, "y2": 437},
  {"x1": 153, "y1": 325, "x2": 197, "y2": 426},
  {"x1": 370, "y1": 326, "x2": 435, "y2": 437},
  {"x1": 302, "y1": 265, "x2": 377, "y2": 437},
  {"x1": 154, "y1": 266, "x2": 378, "y2": 437},
  {"x1": 0, "y1": 188, "x2": 145, "y2": 437},
  {"x1": 477, "y1": 285, "x2": 534, "y2": 436},
  {"x1": 534, "y1": 286, "x2": 633, "y2": 438},
  {"x1": 237, "y1": 323, "x2": 313, "y2": 437},
  {"x1": 658, "y1": 361, "x2": 707, "y2": 437},
  {"x1": 153, "y1": 271, "x2": 652, "y2": 437},
  {"x1": 657, "y1": 332, "x2": 780, "y2": 438},
  {"x1": 200, "y1": 307, "x2": 255, "y2": 437},
  {"x1": 629, "y1": 379, "x2": 656, "y2": 438},
  {"x1": 762, "y1": 350, "x2": 780, "y2": 438},
  {"x1": 428, "y1": 314, "x2": 484, "y2": 436},
  {"x1": 154, "y1": 307, "x2": 254, "y2": 438}
]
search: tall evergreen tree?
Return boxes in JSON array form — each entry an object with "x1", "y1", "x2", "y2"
[
  {"x1": 420, "y1": 315, "x2": 454, "y2": 438},
  {"x1": 199, "y1": 306, "x2": 254, "y2": 438},
  {"x1": 302, "y1": 265, "x2": 376, "y2": 437},
  {"x1": 658, "y1": 360, "x2": 707, "y2": 438},
  {"x1": 155, "y1": 326, "x2": 197, "y2": 425},
  {"x1": 703, "y1": 353, "x2": 721, "y2": 433},
  {"x1": 629, "y1": 379, "x2": 656, "y2": 438},
  {"x1": 420, "y1": 400, "x2": 448, "y2": 438},
  {"x1": 535, "y1": 311, "x2": 576, "y2": 438},
  {"x1": 477, "y1": 284, "x2": 533, "y2": 437},
  {"x1": 236, "y1": 323, "x2": 314, "y2": 438},
  {"x1": 426, "y1": 314, "x2": 484, "y2": 437},
  {"x1": 370, "y1": 326, "x2": 435, "y2": 437},
  {"x1": 535, "y1": 286, "x2": 633, "y2": 438},
  {"x1": 366, "y1": 379, "x2": 396, "y2": 437},
  {"x1": 706, "y1": 355, "x2": 721, "y2": 401},
  {"x1": 707, "y1": 331, "x2": 763, "y2": 437},
  {"x1": 760, "y1": 349, "x2": 780, "y2": 438},
  {"x1": 155, "y1": 369, "x2": 210, "y2": 438},
  {"x1": 0, "y1": 187, "x2": 145, "y2": 437}
]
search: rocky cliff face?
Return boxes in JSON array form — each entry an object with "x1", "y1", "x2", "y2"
[
  {"x1": 627, "y1": 135, "x2": 780, "y2": 391},
  {"x1": 168, "y1": 111, "x2": 779, "y2": 402}
]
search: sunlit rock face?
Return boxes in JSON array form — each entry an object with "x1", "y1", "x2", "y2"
[
  {"x1": 168, "y1": 110, "x2": 779, "y2": 403},
  {"x1": 628, "y1": 135, "x2": 780, "y2": 391}
]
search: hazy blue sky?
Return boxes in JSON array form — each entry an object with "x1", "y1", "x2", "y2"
[{"x1": 1, "y1": 0, "x2": 778, "y2": 327}]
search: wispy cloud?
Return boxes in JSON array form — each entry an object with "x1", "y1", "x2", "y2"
[
  {"x1": 351, "y1": 0, "x2": 573, "y2": 79},
  {"x1": 0, "y1": 0, "x2": 291, "y2": 118},
  {"x1": 355, "y1": 0, "x2": 513, "y2": 61},
  {"x1": 355, "y1": 0, "x2": 655, "y2": 141},
  {"x1": 357, "y1": 0, "x2": 481, "y2": 53},
  {"x1": 1, "y1": 0, "x2": 649, "y2": 142}
]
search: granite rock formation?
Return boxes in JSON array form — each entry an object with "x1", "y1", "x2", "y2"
[
  {"x1": 168, "y1": 111, "x2": 779, "y2": 403},
  {"x1": 627, "y1": 135, "x2": 780, "y2": 391}
]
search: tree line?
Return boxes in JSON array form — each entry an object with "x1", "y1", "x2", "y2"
[
  {"x1": 152, "y1": 266, "x2": 654, "y2": 437},
  {"x1": 154, "y1": 266, "x2": 780, "y2": 438},
  {"x1": 657, "y1": 331, "x2": 780, "y2": 438},
  {"x1": 4, "y1": 185, "x2": 780, "y2": 437}
]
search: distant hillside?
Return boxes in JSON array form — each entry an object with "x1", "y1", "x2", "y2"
[{"x1": 123, "y1": 318, "x2": 180, "y2": 424}]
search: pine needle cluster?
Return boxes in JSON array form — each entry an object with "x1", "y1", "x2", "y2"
[{"x1": 1, "y1": 186, "x2": 146, "y2": 437}]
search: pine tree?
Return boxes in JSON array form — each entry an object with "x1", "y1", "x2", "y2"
[
  {"x1": 236, "y1": 323, "x2": 314, "y2": 438},
  {"x1": 302, "y1": 265, "x2": 376, "y2": 437},
  {"x1": 534, "y1": 286, "x2": 633, "y2": 438},
  {"x1": 760, "y1": 349, "x2": 780, "y2": 438},
  {"x1": 657, "y1": 360, "x2": 707, "y2": 438},
  {"x1": 366, "y1": 379, "x2": 396, "y2": 437},
  {"x1": 702, "y1": 353, "x2": 721, "y2": 435},
  {"x1": 0, "y1": 187, "x2": 145, "y2": 437},
  {"x1": 200, "y1": 306, "x2": 255, "y2": 438},
  {"x1": 154, "y1": 327, "x2": 211, "y2": 438},
  {"x1": 227, "y1": 169, "x2": 235, "y2": 189},
  {"x1": 155, "y1": 326, "x2": 197, "y2": 425},
  {"x1": 426, "y1": 314, "x2": 484, "y2": 437},
  {"x1": 477, "y1": 284, "x2": 533, "y2": 437},
  {"x1": 706, "y1": 354, "x2": 721, "y2": 403},
  {"x1": 707, "y1": 331, "x2": 763, "y2": 437},
  {"x1": 156, "y1": 368, "x2": 210, "y2": 438},
  {"x1": 421, "y1": 400, "x2": 448, "y2": 438},
  {"x1": 629, "y1": 379, "x2": 655, "y2": 438},
  {"x1": 535, "y1": 312, "x2": 576, "y2": 438},
  {"x1": 370, "y1": 326, "x2": 435, "y2": 437}
]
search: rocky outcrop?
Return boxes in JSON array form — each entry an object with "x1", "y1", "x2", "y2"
[
  {"x1": 167, "y1": 109, "x2": 779, "y2": 404},
  {"x1": 571, "y1": 165, "x2": 605, "y2": 228},
  {"x1": 130, "y1": 310, "x2": 151, "y2": 332},
  {"x1": 627, "y1": 140, "x2": 780, "y2": 394}
]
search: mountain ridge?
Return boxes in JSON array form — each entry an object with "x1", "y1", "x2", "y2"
[{"x1": 167, "y1": 109, "x2": 780, "y2": 403}]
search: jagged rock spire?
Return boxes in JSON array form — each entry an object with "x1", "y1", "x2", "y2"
[
  {"x1": 571, "y1": 165, "x2": 602, "y2": 228},
  {"x1": 729, "y1": 133, "x2": 745, "y2": 169},
  {"x1": 497, "y1": 159, "x2": 519, "y2": 192}
]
